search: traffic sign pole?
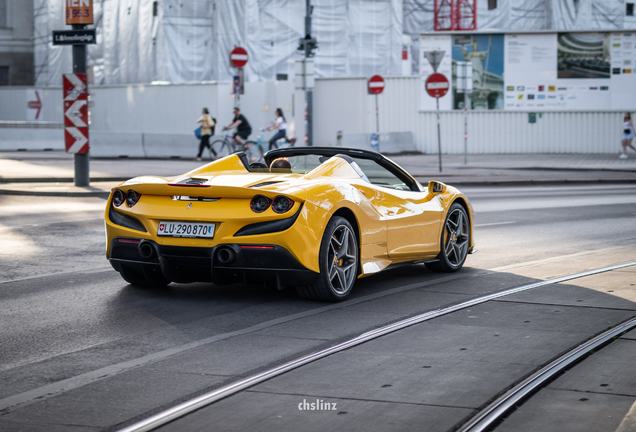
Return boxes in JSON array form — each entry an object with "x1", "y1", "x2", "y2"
[
  {"x1": 368, "y1": 75, "x2": 385, "y2": 153},
  {"x1": 72, "y1": 23, "x2": 89, "y2": 186},
  {"x1": 425, "y1": 72, "x2": 449, "y2": 173},
  {"x1": 436, "y1": 98, "x2": 442, "y2": 173}
]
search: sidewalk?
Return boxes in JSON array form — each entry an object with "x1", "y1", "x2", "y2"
[{"x1": 1, "y1": 151, "x2": 635, "y2": 197}]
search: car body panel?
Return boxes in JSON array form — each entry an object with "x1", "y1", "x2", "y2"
[{"x1": 105, "y1": 148, "x2": 475, "y2": 288}]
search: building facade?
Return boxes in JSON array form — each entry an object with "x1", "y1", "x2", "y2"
[{"x1": 0, "y1": 0, "x2": 34, "y2": 85}]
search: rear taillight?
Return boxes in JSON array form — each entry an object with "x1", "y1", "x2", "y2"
[
  {"x1": 250, "y1": 195, "x2": 271, "y2": 213},
  {"x1": 112, "y1": 189, "x2": 125, "y2": 207},
  {"x1": 272, "y1": 196, "x2": 294, "y2": 214},
  {"x1": 126, "y1": 189, "x2": 141, "y2": 207}
]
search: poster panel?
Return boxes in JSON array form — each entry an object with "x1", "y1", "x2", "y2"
[
  {"x1": 503, "y1": 33, "x2": 559, "y2": 110},
  {"x1": 610, "y1": 33, "x2": 636, "y2": 110},
  {"x1": 420, "y1": 35, "x2": 452, "y2": 110},
  {"x1": 452, "y1": 34, "x2": 504, "y2": 110}
]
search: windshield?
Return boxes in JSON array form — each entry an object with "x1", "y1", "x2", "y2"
[{"x1": 257, "y1": 154, "x2": 410, "y2": 191}]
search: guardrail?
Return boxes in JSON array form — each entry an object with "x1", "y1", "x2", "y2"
[{"x1": 0, "y1": 126, "x2": 200, "y2": 158}]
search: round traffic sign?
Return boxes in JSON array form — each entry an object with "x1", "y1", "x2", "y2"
[
  {"x1": 230, "y1": 47, "x2": 248, "y2": 68},
  {"x1": 425, "y1": 73, "x2": 449, "y2": 98},
  {"x1": 368, "y1": 75, "x2": 385, "y2": 94}
]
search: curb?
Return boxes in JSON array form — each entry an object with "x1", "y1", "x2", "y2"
[
  {"x1": 0, "y1": 188, "x2": 110, "y2": 198},
  {"x1": 1, "y1": 177, "x2": 635, "y2": 197},
  {"x1": 0, "y1": 177, "x2": 128, "y2": 184}
]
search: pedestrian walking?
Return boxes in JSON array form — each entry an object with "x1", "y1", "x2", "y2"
[
  {"x1": 264, "y1": 108, "x2": 287, "y2": 150},
  {"x1": 620, "y1": 112, "x2": 636, "y2": 159},
  {"x1": 196, "y1": 108, "x2": 215, "y2": 161}
]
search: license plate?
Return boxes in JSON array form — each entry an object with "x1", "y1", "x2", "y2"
[{"x1": 157, "y1": 221, "x2": 215, "y2": 238}]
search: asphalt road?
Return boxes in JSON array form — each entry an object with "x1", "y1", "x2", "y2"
[{"x1": 0, "y1": 184, "x2": 635, "y2": 431}]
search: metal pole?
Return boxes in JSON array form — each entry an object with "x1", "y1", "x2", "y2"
[
  {"x1": 464, "y1": 105, "x2": 468, "y2": 165},
  {"x1": 72, "y1": 24, "x2": 89, "y2": 187},
  {"x1": 375, "y1": 94, "x2": 379, "y2": 134},
  {"x1": 304, "y1": 0, "x2": 313, "y2": 146},
  {"x1": 436, "y1": 97, "x2": 442, "y2": 173}
]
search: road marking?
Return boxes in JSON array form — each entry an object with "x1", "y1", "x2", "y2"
[
  {"x1": 474, "y1": 221, "x2": 515, "y2": 227},
  {"x1": 0, "y1": 217, "x2": 102, "y2": 231},
  {"x1": 117, "y1": 261, "x2": 636, "y2": 432}
]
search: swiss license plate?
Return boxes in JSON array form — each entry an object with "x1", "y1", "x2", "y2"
[{"x1": 157, "y1": 221, "x2": 215, "y2": 238}]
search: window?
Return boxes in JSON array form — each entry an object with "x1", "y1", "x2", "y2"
[
  {"x1": 627, "y1": 3, "x2": 634, "y2": 17},
  {"x1": 0, "y1": 0, "x2": 7, "y2": 27},
  {"x1": 0, "y1": 67, "x2": 9, "y2": 86},
  {"x1": 488, "y1": 0, "x2": 497, "y2": 10}
]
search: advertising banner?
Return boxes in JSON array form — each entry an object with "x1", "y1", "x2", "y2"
[{"x1": 421, "y1": 31, "x2": 636, "y2": 111}]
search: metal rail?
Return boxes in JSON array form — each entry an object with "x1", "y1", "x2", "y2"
[
  {"x1": 118, "y1": 261, "x2": 636, "y2": 432},
  {"x1": 458, "y1": 316, "x2": 636, "y2": 432}
]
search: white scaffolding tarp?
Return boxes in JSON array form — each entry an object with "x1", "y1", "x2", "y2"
[{"x1": 34, "y1": 0, "x2": 403, "y2": 86}]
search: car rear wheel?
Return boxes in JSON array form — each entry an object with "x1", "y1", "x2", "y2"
[
  {"x1": 296, "y1": 216, "x2": 358, "y2": 302},
  {"x1": 119, "y1": 265, "x2": 171, "y2": 287},
  {"x1": 426, "y1": 203, "x2": 470, "y2": 273}
]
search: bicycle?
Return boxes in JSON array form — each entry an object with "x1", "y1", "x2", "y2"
[
  {"x1": 209, "y1": 133, "x2": 240, "y2": 160},
  {"x1": 244, "y1": 129, "x2": 296, "y2": 163}
]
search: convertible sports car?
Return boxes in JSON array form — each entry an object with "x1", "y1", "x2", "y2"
[{"x1": 105, "y1": 147, "x2": 475, "y2": 301}]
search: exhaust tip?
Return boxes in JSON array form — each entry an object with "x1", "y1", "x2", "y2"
[
  {"x1": 217, "y1": 247, "x2": 236, "y2": 265},
  {"x1": 139, "y1": 241, "x2": 157, "y2": 260}
]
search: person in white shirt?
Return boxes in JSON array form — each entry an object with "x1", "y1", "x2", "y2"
[
  {"x1": 264, "y1": 108, "x2": 287, "y2": 150},
  {"x1": 620, "y1": 112, "x2": 636, "y2": 159}
]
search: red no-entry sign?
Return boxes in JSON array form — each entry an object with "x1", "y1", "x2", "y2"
[
  {"x1": 425, "y1": 73, "x2": 449, "y2": 98},
  {"x1": 368, "y1": 75, "x2": 385, "y2": 95},
  {"x1": 230, "y1": 47, "x2": 248, "y2": 68}
]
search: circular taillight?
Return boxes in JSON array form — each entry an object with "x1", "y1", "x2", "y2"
[
  {"x1": 126, "y1": 189, "x2": 141, "y2": 207},
  {"x1": 112, "y1": 189, "x2": 125, "y2": 207},
  {"x1": 272, "y1": 196, "x2": 293, "y2": 214},
  {"x1": 250, "y1": 195, "x2": 271, "y2": 213}
]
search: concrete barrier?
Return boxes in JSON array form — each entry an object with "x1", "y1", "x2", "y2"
[
  {"x1": 143, "y1": 133, "x2": 199, "y2": 159},
  {"x1": 90, "y1": 132, "x2": 145, "y2": 158},
  {"x1": 340, "y1": 131, "x2": 416, "y2": 154},
  {"x1": 0, "y1": 122, "x2": 65, "y2": 151}
]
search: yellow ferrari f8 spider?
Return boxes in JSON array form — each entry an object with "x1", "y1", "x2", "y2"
[{"x1": 105, "y1": 147, "x2": 475, "y2": 301}]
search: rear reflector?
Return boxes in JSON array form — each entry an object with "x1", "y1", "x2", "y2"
[
  {"x1": 239, "y1": 245, "x2": 274, "y2": 250},
  {"x1": 118, "y1": 238, "x2": 141, "y2": 244}
]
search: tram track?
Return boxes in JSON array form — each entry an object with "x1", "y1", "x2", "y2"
[{"x1": 117, "y1": 261, "x2": 636, "y2": 432}]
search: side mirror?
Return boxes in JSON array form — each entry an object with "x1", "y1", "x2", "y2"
[{"x1": 428, "y1": 181, "x2": 447, "y2": 195}]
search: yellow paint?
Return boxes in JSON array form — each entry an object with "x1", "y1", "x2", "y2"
[{"x1": 105, "y1": 154, "x2": 475, "y2": 277}]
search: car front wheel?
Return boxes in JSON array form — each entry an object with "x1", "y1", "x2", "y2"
[
  {"x1": 426, "y1": 202, "x2": 470, "y2": 272},
  {"x1": 296, "y1": 216, "x2": 358, "y2": 302}
]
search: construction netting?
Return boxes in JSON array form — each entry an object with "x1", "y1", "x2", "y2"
[
  {"x1": 34, "y1": 0, "x2": 403, "y2": 86},
  {"x1": 34, "y1": 0, "x2": 633, "y2": 86}
]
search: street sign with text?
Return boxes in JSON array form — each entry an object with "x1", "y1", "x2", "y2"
[
  {"x1": 53, "y1": 29, "x2": 96, "y2": 45},
  {"x1": 65, "y1": 0, "x2": 93, "y2": 25}
]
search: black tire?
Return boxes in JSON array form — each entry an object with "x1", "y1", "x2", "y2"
[
  {"x1": 295, "y1": 216, "x2": 359, "y2": 302},
  {"x1": 426, "y1": 202, "x2": 470, "y2": 273},
  {"x1": 119, "y1": 265, "x2": 171, "y2": 287},
  {"x1": 243, "y1": 141, "x2": 264, "y2": 163},
  {"x1": 210, "y1": 139, "x2": 231, "y2": 159}
]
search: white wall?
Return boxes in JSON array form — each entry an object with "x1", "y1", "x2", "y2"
[
  {"x1": 313, "y1": 76, "x2": 626, "y2": 154},
  {"x1": 0, "y1": 78, "x2": 627, "y2": 154}
]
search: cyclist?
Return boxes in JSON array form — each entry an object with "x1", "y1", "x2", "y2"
[
  {"x1": 264, "y1": 108, "x2": 287, "y2": 150},
  {"x1": 223, "y1": 107, "x2": 252, "y2": 146}
]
